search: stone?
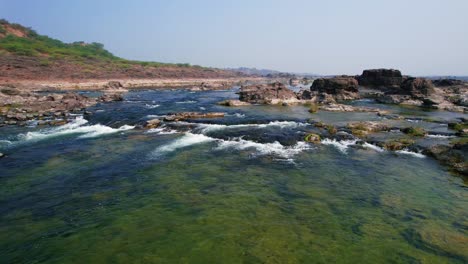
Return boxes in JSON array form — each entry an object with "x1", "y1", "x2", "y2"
[
  {"x1": 399, "y1": 77, "x2": 435, "y2": 97},
  {"x1": 310, "y1": 76, "x2": 359, "y2": 100},
  {"x1": 237, "y1": 82, "x2": 298, "y2": 104},
  {"x1": 217, "y1": 100, "x2": 251, "y2": 106},
  {"x1": 145, "y1": 119, "x2": 161, "y2": 129},
  {"x1": 164, "y1": 112, "x2": 225, "y2": 122},
  {"x1": 357, "y1": 69, "x2": 403, "y2": 88}
]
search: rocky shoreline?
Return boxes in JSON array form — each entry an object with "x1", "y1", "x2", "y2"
[{"x1": 0, "y1": 77, "x2": 269, "y2": 92}]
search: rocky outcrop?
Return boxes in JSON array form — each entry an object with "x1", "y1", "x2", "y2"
[
  {"x1": 310, "y1": 76, "x2": 359, "y2": 100},
  {"x1": 289, "y1": 78, "x2": 300, "y2": 86},
  {"x1": 164, "y1": 112, "x2": 225, "y2": 121},
  {"x1": 145, "y1": 119, "x2": 161, "y2": 129},
  {"x1": 0, "y1": 85, "x2": 125, "y2": 126},
  {"x1": 310, "y1": 76, "x2": 360, "y2": 101},
  {"x1": 238, "y1": 82, "x2": 298, "y2": 104},
  {"x1": 217, "y1": 100, "x2": 251, "y2": 106},
  {"x1": 357, "y1": 69, "x2": 403, "y2": 88},
  {"x1": 423, "y1": 143, "x2": 467, "y2": 175},
  {"x1": 399, "y1": 78, "x2": 435, "y2": 97},
  {"x1": 432, "y1": 79, "x2": 465, "y2": 87}
]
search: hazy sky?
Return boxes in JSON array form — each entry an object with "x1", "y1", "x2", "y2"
[{"x1": 1, "y1": 0, "x2": 467, "y2": 75}]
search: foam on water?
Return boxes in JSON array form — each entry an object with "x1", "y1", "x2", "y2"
[
  {"x1": 194, "y1": 120, "x2": 306, "y2": 133},
  {"x1": 146, "y1": 127, "x2": 179, "y2": 135},
  {"x1": 363, "y1": 142, "x2": 385, "y2": 152},
  {"x1": 151, "y1": 132, "x2": 312, "y2": 159},
  {"x1": 396, "y1": 149, "x2": 426, "y2": 158},
  {"x1": 216, "y1": 138, "x2": 311, "y2": 159},
  {"x1": 176, "y1": 100, "x2": 197, "y2": 104},
  {"x1": 321, "y1": 139, "x2": 358, "y2": 153},
  {"x1": 17, "y1": 116, "x2": 134, "y2": 142},
  {"x1": 427, "y1": 134, "x2": 455, "y2": 139},
  {"x1": 152, "y1": 133, "x2": 216, "y2": 156},
  {"x1": 145, "y1": 104, "x2": 160, "y2": 109}
]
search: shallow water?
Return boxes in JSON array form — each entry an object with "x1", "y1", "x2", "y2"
[{"x1": 0, "y1": 88, "x2": 467, "y2": 263}]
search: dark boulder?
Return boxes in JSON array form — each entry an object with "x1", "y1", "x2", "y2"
[
  {"x1": 310, "y1": 76, "x2": 359, "y2": 100},
  {"x1": 399, "y1": 78, "x2": 435, "y2": 97},
  {"x1": 357, "y1": 69, "x2": 403, "y2": 88},
  {"x1": 238, "y1": 82, "x2": 298, "y2": 104},
  {"x1": 432, "y1": 79, "x2": 464, "y2": 87}
]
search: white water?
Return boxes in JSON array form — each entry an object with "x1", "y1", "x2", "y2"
[
  {"x1": 152, "y1": 133, "x2": 217, "y2": 156},
  {"x1": 396, "y1": 149, "x2": 426, "y2": 158},
  {"x1": 176, "y1": 100, "x2": 197, "y2": 104},
  {"x1": 193, "y1": 120, "x2": 307, "y2": 133},
  {"x1": 151, "y1": 132, "x2": 312, "y2": 159},
  {"x1": 17, "y1": 117, "x2": 134, "y2": 142},
  {"x1": 427, "y1": 134, "x2": 455, "y2": 139},
  {"x1": 146, "y1": 127, "x2": 179, "y2": 135},
  {"x1": 321, "y1": 139, "x2": 358, "y2": 153},
  {"x1": 216, "y1": 138, "x2": 311, "y2": 158},
  {"x1": 363, "y1": 142, "x2": 385, "y2": 152},
  {"x1": 145, "y1": 104, "x2": 160, "y2": 109}
]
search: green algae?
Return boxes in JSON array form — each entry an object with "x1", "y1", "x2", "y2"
[{"x1": 1, "y1": 140, "x2": 466, "y2": 263}]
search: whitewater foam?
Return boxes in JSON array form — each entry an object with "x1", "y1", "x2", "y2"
[
  {"x1": 363, "y1": 142, "x2": 385, "y2": 152},
  {"x1": 152, "y1": 133, "x2": 216, "y2": 156},
  {"x1": 396, "y1": 149, "x2": 426, "y2": 158},
  {"x1": 194, "y1": 120, "x2": 306, "y2": 133},
  {"x1": 145, "y1": 104, "x2": 160, "y2": 109},
  {"x1": 176, "y1": 100, "x2": 197, "y2": 104},
  {"x1": 18, "y1": 117, "x2": 134, "y2": 141},
  {"x1": 216, "y1": 138, "x2": 311, "y2": 158},
  {"x1": 321, "y1": 138, "x2": 358, "y2": 153},
  {"x1": 151, "y1": 132, "x2": 312, "y2": 159},
  {"x1": 427, "y1": 134, "x2": 455, "y2": 139}
]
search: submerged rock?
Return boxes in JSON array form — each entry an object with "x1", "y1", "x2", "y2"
[
  {"x1": 304, "y1": 133, "x2": 321, "y2": 144},
  {"x1": 347, "y1": 121, "x2": 390, "y2": 136},
  {"x1": 145, "y1": 119, "x2": 161, "y2": 129},
  {"x1": 217, "y1": 100, "x2": 251, "y2": 106},
  {"x1": 424, "y1": 143, "x2": 468, "y2": 175},
  {"x1": 164, "y1": 112, "x2": 225, "y2": 121}
]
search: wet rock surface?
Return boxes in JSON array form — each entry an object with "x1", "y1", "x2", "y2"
[
  {"x1": 0, "y1": 85, "x2": 124, "y2": 126},
  {"x1": 238, "y1": 82, "x2": 298, "y2": 104}
]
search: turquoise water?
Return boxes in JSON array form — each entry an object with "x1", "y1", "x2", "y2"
[{"x1": 0, "y1": 89, "x2": 467, "y2": 263}]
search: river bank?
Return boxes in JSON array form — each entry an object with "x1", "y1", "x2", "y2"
[{"x1": 0, "y1": 77, "x2": 270, "y2": 91}]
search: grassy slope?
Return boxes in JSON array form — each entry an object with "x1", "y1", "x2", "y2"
[{"x1": 0, "y1": 19, "x2": 242, "y2": 80}]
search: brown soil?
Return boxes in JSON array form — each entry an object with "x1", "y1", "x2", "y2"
[{"x1": 0, "y1": 55, "x2": 247, "y2": 83}]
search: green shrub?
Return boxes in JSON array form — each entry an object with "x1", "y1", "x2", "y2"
[{"x1": 401, "y1": 127, "x2": 427, "y2": 137}]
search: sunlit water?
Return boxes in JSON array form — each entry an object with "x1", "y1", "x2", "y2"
[{"x1": 0, "y1": 88, "x2": 467, "y2": 263}]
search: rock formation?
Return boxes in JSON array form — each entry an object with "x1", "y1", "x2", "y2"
[
  {"x1": 310, "y1": 76, "x2": 359, "y2": 101},
  {"x1": 238, "y1": 82, "x2": 298, "y2": 104},
  {"x1": 357, "y1": 69, "x2": 403, "y2": 88}
]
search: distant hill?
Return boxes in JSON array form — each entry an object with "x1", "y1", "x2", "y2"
[{"x1": 0, "y1": 19, "x2": 246, "y2": 81}]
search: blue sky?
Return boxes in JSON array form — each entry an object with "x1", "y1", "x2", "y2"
[{"x1": 1, "y1": 0, "x2": 467, "y2": 75}]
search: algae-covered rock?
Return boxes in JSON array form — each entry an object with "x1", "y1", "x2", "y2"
[
  {"x1": 401, "y1": 127, "x2": 427, "y2": 137},
  {"x1": 304, "y1": 133, "x2": 321, "y2": 144}
]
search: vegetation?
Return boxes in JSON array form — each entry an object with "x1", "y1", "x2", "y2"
[
  {"x1": 0, "y1": 19, "x2": 196, "y2": 68},
  {"x1": 401, "y1": 127, "x2": 427, "y2": 137},
  {"x1": 308, "y1": 104, "x2": 319, "y2": 113},
  {"x1": 382, "y1": 138, "x2": 415, "y2": 151},
  {"x1": 304, "y1": 133, "x2": 321, "y2": 143}
]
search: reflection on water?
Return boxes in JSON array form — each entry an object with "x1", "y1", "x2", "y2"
[{"x1": 0, "y1": 88, "x2": 466, "y2": 263}]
